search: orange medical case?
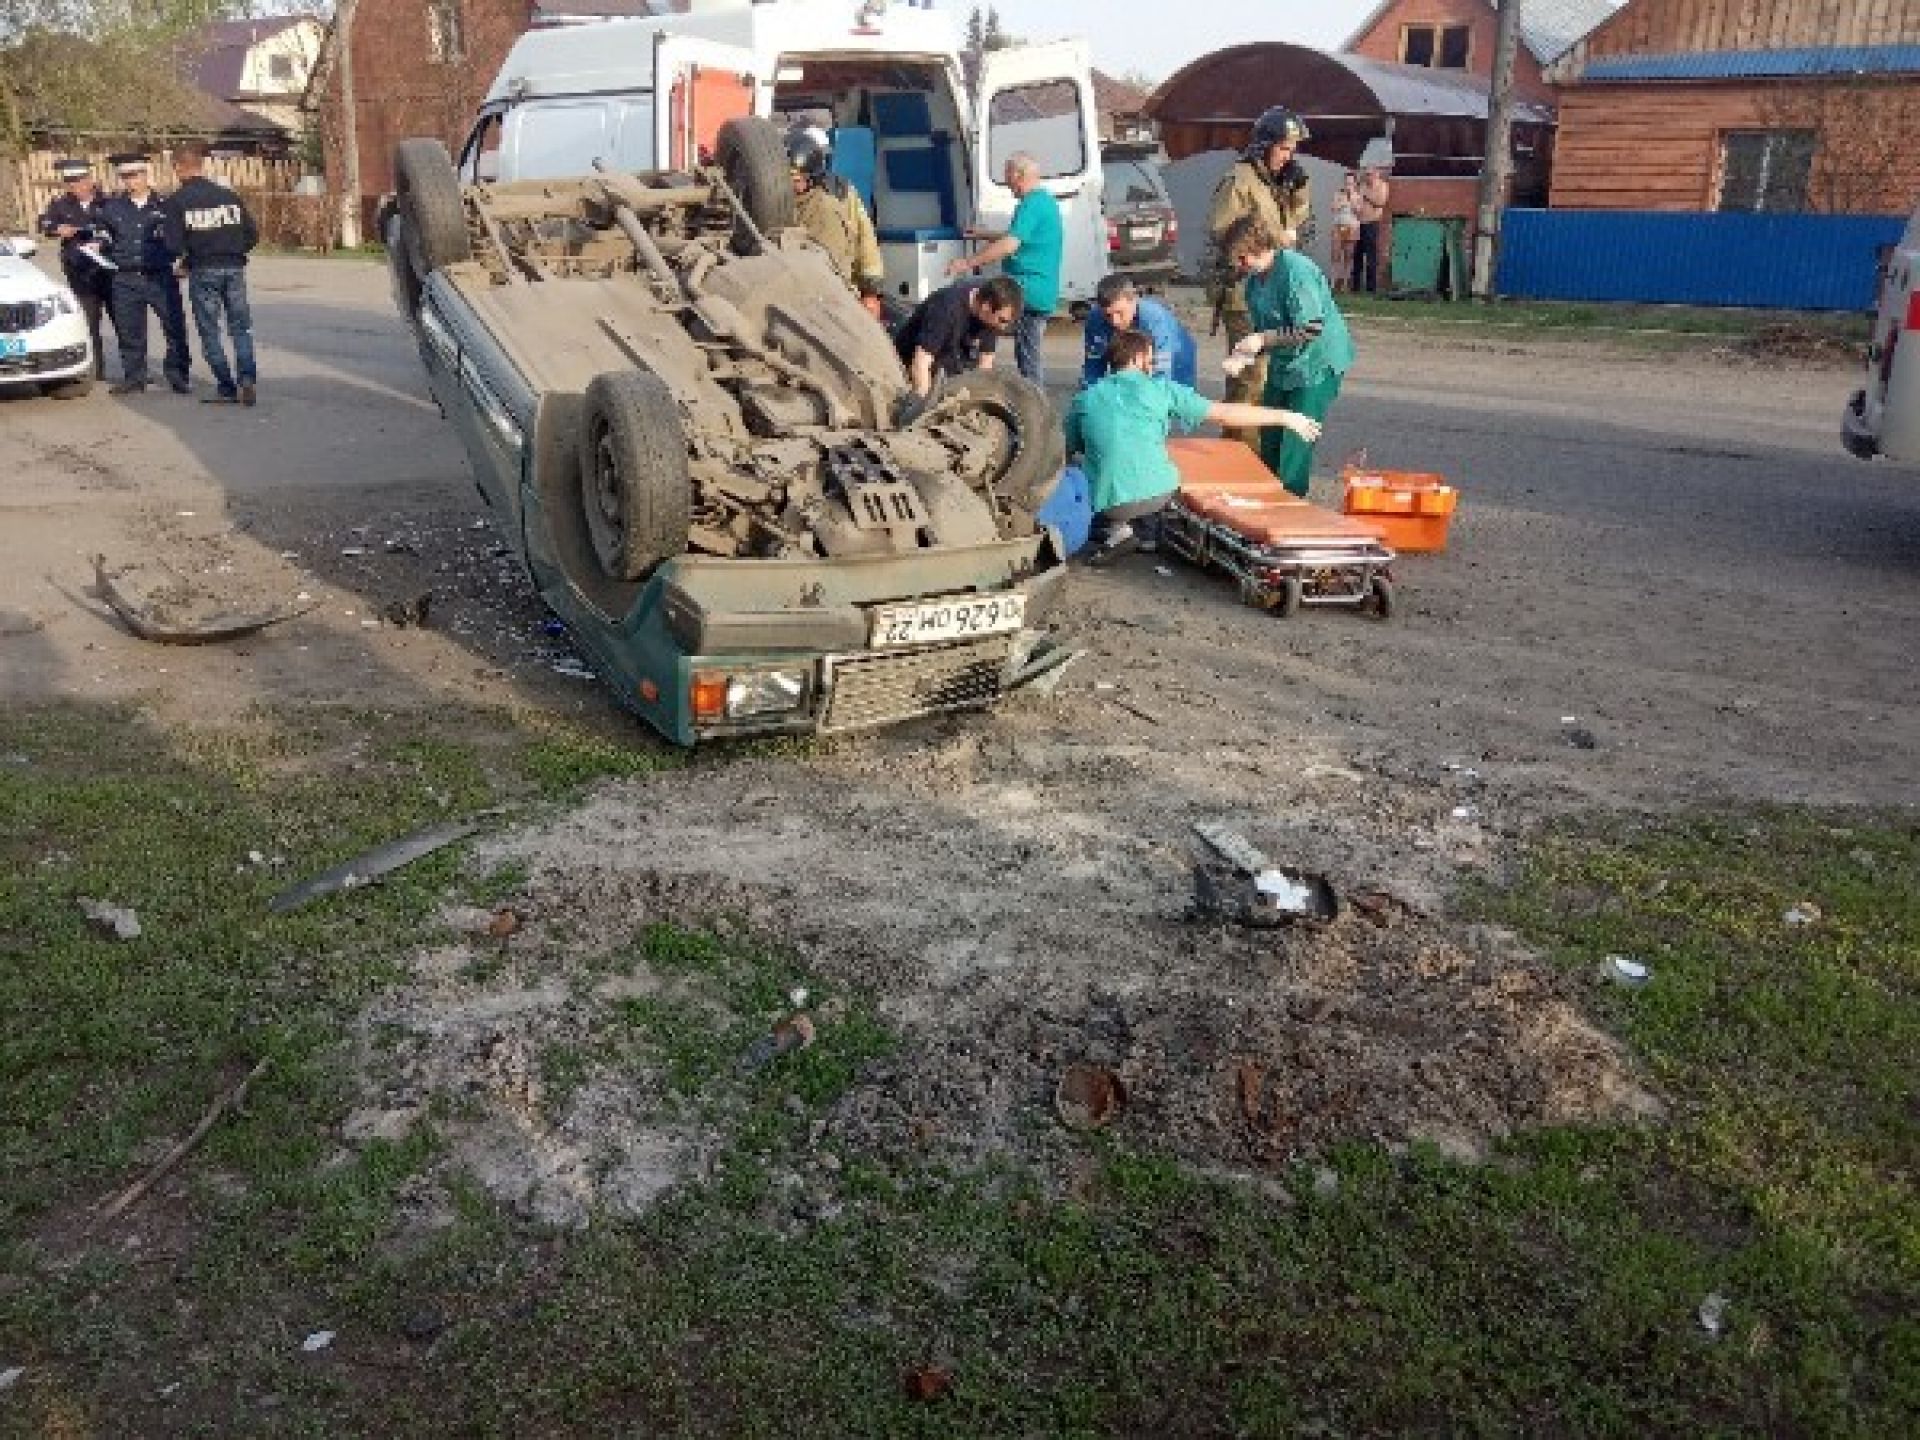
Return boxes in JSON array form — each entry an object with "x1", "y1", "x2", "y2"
[{"x1": 1340, "y1": 468, "x2": 1459, "y2": 553}]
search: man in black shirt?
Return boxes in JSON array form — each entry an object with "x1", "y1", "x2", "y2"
[
  {"x1": 35, "y1": 158, "x2": 115, "y2": 378},
  {"x1": 94, "y1": 152, "x2": 191, "y2": 395},
  {"x1": 893, "y1": 275, "x2": 1022, "y2": 417},
  {"x1": 164, "y1": 143, "x2": 261, "y2": 405}
]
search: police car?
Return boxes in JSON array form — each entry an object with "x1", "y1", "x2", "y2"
[{"x1": 0, "y1": 235, "x2": 93, "y2": 398}]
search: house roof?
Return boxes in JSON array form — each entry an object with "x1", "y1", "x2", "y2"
[
  {"x1": 532, "y1": 0, "x2": 675, "y2": 19},
  {"x1": 179, "y1": 15, "x2": 316, "y2": 98},
  {"x1": 1336, "y1": 53, "x2": 1555, "y2": 122},
  {"x1": 1342, "y1": 0, "x2": 1621, "y2": 68},
  {"x1": 1582, "y1": 44, "x2": 1920, "y2": 82},
  {"x1": 1091, "y1": 68, "x2": 1151, "y2": 120}
]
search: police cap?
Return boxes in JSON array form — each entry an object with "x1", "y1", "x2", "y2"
[
  {"x1": 107, "y1": 151, "x2": 151, "y2": 172},
  {"x1": 54, "y1": 158, "x2": 92, "y2": 181}
]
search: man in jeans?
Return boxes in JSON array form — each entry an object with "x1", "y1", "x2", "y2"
[
  {"x1": 947, "y1": 151, "x2": 1061, "y2": 385},
  {"x1": 164, "y1": 143, "x2": 260, "y2": 405}
]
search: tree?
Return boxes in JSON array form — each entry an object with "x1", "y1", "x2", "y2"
[
  {"x1": 1754, "y1": 74, "x2": 1920, "y2": 215},
  {"x1": 983, "y1": 5, "x2": 1011, "y2": 51},
  {"x1": 965, "y1": 4, "x2": 983, "y2": 55}
]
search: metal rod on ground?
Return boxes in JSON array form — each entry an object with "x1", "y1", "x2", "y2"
[
  {"x1": 1471, "y1": 0, "x2": 1524, "y2": 301},
  {"x1": 97, "y1": 1056, "x2": 272, "y2": 1222}
]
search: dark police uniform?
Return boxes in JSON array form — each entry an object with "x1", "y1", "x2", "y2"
[
  {"x1": 93, "y1": 179, "x2": 190, "y2": 391},
  {"x1": 36, "y1": 169, "x2": 115, "y2": 378}
]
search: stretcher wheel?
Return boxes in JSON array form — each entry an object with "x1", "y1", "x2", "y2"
[
  {"x1": 1277, "y1": 576, "x2": 1303, "y2": 618},
  {"x1": 1367, "y1": 575, "x2": 1395, "y2": 620}
]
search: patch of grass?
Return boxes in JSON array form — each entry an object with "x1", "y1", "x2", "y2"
[
  {"x1": 519, "y1": 722, "x2": 681, "y2": 797},
  {"x1": 5, "y1": 708, "x2": 1915, "y2": 1434},
  {"x1": 1337, "y1": 292, "x2": 1871, "y2": 347}
]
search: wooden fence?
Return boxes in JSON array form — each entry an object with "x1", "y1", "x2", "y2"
[{"x1": 6, "y1": 147, "x2": 340, "y2": 250}]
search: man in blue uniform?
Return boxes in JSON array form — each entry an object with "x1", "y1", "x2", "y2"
[
  {"x1": 1079, "y1": 274, "x2": 1196, "y2": 388},
  {"x1": 94, "y1": 153, "x2": 190, "y2": 395},
  {"x1": 35, "y1": 158, "x2": 115, "y2": 378},
  {"x1": 1066, "y1": 328, "x2": 1323, "y2": 564}
]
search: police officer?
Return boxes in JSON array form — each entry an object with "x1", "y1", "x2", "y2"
[
  {"x1": 1206, "y1": 107, "x2": 1313, "y2": 446},
  {"x1": 36, "y1": 158, "x2": 115, "y2": 379},
  {"x1": 94, "y1": 153, "x2": 191, "y2": 395},
  {"x1": 785, "y1": 127, "x2": 884, "y2": 312}
]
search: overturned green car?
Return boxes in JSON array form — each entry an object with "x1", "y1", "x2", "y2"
[{"x1": 384, "y1": 117, "x2": 1068, "y2": 745}]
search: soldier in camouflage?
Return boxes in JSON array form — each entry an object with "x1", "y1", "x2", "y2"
[{"x1": 1206, "y1": 107, "x2": 1313, "y2": 446}]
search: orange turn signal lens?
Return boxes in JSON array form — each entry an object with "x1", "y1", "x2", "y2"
[
  {"x1": 639, "y1": 678, "x2": 660, "y2": 703},
  {"x1": 690, "y1": 671, "x2": 728, "y2": 720}
]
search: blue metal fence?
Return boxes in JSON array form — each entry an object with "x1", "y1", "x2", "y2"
[{"x1": 1495, "y1": 210, "x2": 1907, "y2": 312}]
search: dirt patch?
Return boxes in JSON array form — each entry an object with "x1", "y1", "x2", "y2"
[{"x1": 408, "y1": 730, "x2": 1663, "y2": 1207}]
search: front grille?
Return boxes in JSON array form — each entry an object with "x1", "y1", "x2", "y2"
[
  {"x1": 820, "y1": 635, "x2": 1013, "y2": 733},
  {"x1": 0, "y1": 302, "x2": 41, "y2": 333}
]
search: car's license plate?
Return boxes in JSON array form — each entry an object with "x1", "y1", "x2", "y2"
[
  {"x1": 0, "y1": 338, "x2": 25, "y2": 358},
  {"x1": 1128, "y1": 224, "x2": 1159, "y2": 244},
  {"x1": 870, "y1": 592, "x2": 1026, "y2": 648}
]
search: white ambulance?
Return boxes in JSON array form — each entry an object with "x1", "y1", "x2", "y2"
[
  {"x1": 455, "y1": 0, "x2": 1108, "y2": 312},
  {"x1": 1843, "y1": 201, "x2": 1920, "y2": 465}
]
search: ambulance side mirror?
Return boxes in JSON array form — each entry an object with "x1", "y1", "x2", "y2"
[{"x1": 7, "y1": 236, "x2": 36, "y2": 258}]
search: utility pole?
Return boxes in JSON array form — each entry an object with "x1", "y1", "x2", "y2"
[
  {"x1": 335, "y1": 0, "x2": 364, "y2": 249},
  {"x1": 1471, "y1": 0, "x2": 1522, "y2": 300}
]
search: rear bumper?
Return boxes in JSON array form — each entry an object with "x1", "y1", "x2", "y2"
[
  {"x1": 547, "y1": 532, "x2": 1071, "y2": 746},
  {"x1": 1842, "y1": 389, "x2": 1879, "y2": 460}
]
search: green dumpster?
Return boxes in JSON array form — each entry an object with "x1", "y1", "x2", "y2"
[{"x1": 1389, "y1": 216, "x2": 1466, "y2": 299}]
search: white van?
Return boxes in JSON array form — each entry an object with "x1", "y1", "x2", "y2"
[
  {"x1": 1843, "y1": 201, "x2": 1920, "y2": 465},
  {"x1": 458, "y1": 0, "x2": 1107, "y2": 312}
]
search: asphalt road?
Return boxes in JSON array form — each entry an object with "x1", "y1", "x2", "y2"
[{"x1": 2, "y1": 255, "x2": 1916, "y2": 810}]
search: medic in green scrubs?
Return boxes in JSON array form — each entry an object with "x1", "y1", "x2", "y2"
[
  {"x1": 1222, "y1": 214, "x2": 1355, "y2": 498},
  {"x1": 1065, "y1": 328, "x2": 1324, "y2": 564}
]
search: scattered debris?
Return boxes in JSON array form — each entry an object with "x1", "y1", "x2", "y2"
[
  {"x1": 89, "y1": 556, "x2": 314, "y2": 646},
  {"x1": 1450, "y1": 805, "x2": 1480, "y2": 822},
  {"x1": 1697, "y1": 1291, "x2": 1729, "y2": 1337},
  {"x1": 380, "y1": 593, "x2": 433, "y2": 629},
  {"x1": 1235, "y1": 1061, "x2": 1290, "y2": 1152},
  {"x1": 484, "y1": 908, "x2": 521, "y2": 939},
  {"x1": 1007, "y1": 638, "x2": 1083, "y2": 696},
  {"x1": 1348, "y1": 889, "x2": 1415, "y2": 924},
  {"x1": 77, "y1": 897, "x2": 141, "y2": 941},
  {"x1": 1103, "y1": 692, "x2": 1162, "y2": 725},
  {"x1": 549, "y1": 659, "x2": 596, "y2": 682},
  {"x1": 0, "y1": 1367, "x2": 22, "y2": 1390},
  {"x1": 97, "y1": 1056, "x2": 272, "y2": 1222},
  {"x1": 1190, "y1": 823, "x2": 1339, "y2": 927},
  {"x1": 788, "y1": 986, "x2": 809, "y2": 1008},
  {"x1": 1602, "y1": 955, "x2": 1651, "y2": 988},
  {"x1": 269, "y1": 818, "x2": 488, "y2": 914},
  {"x1": 341, "y1": 547, "x2": 368, "y2": 557},
  {"x1": 1783, "y1": 902, "x2": 1822, "y2": 927},
  {"x1": 401, "y1": 1309, "x2": 448, "y2": 1343},
  {"x1": 301, "y1": 1331, "x2": 336, "y2": 1354},
  {"x1": 1563, "y1": 726, "x2": 1599, "y2": 751},
  {"x1": 1155, "y1": 565, "x2": 1174, "y2": 577},
  {"x1": 1054, "y1": 1062, "x2": 1125, "y2": 1131},
  {"x1": 743, "y1": 1012, "x2": 817, "y2": 1069},
  {"x1": 903, "y1": 1366, "x2": 954, "y2": 1402},
  {"x1": 1303, "y1": 762, "x2": 1368, "y2": 783},
  {"x1": 0, "y1": 612, "x2": 49, "y2": 638},
  {"x1": 1312, "y1": 1166, "x2": 1341, "y2": 1199}
]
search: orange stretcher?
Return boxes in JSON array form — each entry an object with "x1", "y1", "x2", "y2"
[{"x1": 1164, "y1": 439, "x2": 1397, "y2": 618}]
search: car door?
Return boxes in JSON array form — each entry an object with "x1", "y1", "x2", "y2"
[
  {"x1": 653, "y1": 35, "x2": 760, "y2": 170},
  {"x1": 972, "y1": 40, "x2": 1107, "y2": 311}
]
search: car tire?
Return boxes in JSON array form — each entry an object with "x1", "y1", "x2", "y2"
[
  {"x1": 45, "y1": 376, "x2": 93, "y2": 399},
  {"x1": 714, "y1": 118, "x2": 795, "y2": 255},
  {"x1": 393, "y1": 138, "x2": 471, "y2": 280},
  {"x1": 579, "y1": 369, "x2": 693, "y2": 581},
  {"x1": 921, "y1": 368, "x2": 1066, "y2": 519}
]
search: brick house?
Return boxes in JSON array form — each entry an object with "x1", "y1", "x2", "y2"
[
  {"x1": 1342, "y1": 0, "x2": 1622, "y2": 109},
  {"x1": 1546, "y1": 0, "x2": 1920, "y2": 213}
]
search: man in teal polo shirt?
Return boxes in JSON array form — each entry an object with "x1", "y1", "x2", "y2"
[
  {"x1": 1223, "y1": 214, "x2": 1355, "y2": 497},
  {"x1": 949, "y1": 151, "x2": 1061, "y2": 385},
  {"x1": 1065, "y1": 329, "x2": 1324, "y2": 564}
]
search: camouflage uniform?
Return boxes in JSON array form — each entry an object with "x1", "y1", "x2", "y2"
[
  {"x1": 793, "y1": 176, "x2": 884, "y2": 295},
  {"x1": 1206, "y1": 160, "x2": 1311, "y2": 442}
]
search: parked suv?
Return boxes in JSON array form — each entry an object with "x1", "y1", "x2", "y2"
[
  {"x1": 1100, "y1": 143, "x2": 1177, "y2": 295},
  {"x1": 1843, "y1": 201, "x2": 1920, "y2": 464}
]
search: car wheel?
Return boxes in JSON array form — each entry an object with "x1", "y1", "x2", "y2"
[
  {"x1": 714, "y1": 118, "x2": 795, "y2": 255},
  {"x1": 393, "y1": 138, "x2": 471, "y2": 280},
  {"x1": 919, "y1": 368, "x2": 1065, "y2": 520},
  {"x1": 578, "y1": 369, "x2": 693, "y2": 581},
  {"x1": 44, "y1": 375, "x2": 93, "y2": 399}
]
